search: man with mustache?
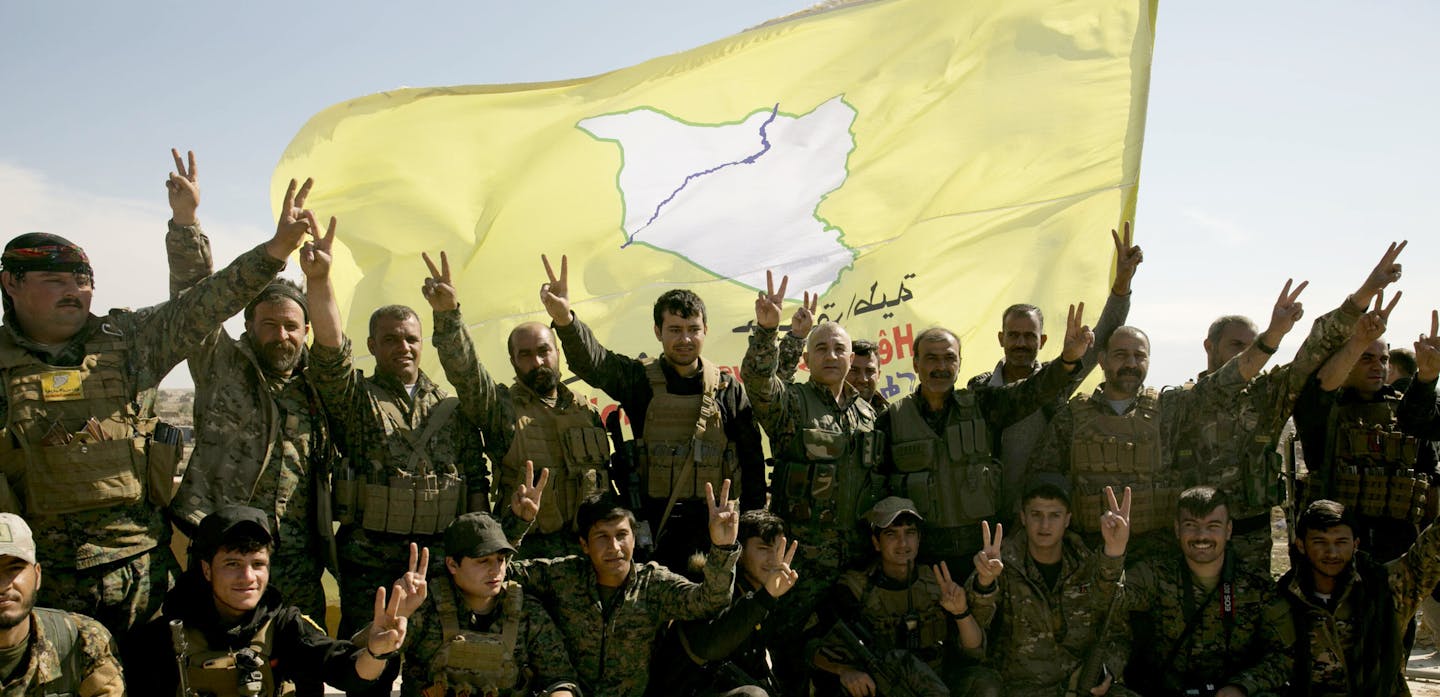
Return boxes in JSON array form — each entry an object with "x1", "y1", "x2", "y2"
[
  {"x1": 878, "y1": 303, "x2": 1095, "y2": 578},
  {"x1": 0, "y1": 149, "x2": 305, "y2": 650},
  {"x1": 0, "y1": 513, "x2": 124, "y2": 696},
  {"x1": 966, "y1": 224, "x2": 1142, "y2": 526},
  {"x1": 1028, "y1": 278, "x2": 1307, "y2": 559},
  {"x1": 167, "y1": 169, "x2": 336, "y2": 638},
  {"x1": 539, "y1": 254, "x2": 764, "y2": 573},
  {"x1": 302, "y1": 236, "x2": 494, "y2": 696},
  {"x1": 1110, "y1": 486, "x2": 1290, "y2": 697},
  {"x1": 1170, "y1": 244, "x2": 1403, "y2": 572}
]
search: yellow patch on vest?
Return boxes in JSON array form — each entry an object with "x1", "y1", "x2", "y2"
[{"x1": 39, "y1": 370, "x2": 84, "y2": 401}]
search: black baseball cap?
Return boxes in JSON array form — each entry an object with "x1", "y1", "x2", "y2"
[{"x1": 443, "y1": 513, "x2": 516, "y2": 559}]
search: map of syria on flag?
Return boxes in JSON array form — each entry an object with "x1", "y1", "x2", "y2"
[{"x1": 275, "y1": 0, "x2": 1157, "y2": 407}]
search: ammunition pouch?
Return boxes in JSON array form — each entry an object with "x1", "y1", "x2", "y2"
[
  {"x1": 146, "y1": 421, "x2": 184, "y2": 506},
  {"x1": 430, "y1": 580, "x2": 523, "y2": 696},
  {"x1": 775, "y1": 429, "x2": 882, "y2": 527},
  {"x1": 348, "y1": 469, "x2": 464, "y2": 536},
  {"x1": 1074, "y1": 485, "x2": 1179, "y2": 535},
  {"x1": 1333, "y1": 465, "x2": 1428, "y2": 524},
  {"x1": 887, "y1": 391, "x2": 997, "y2": 527}
]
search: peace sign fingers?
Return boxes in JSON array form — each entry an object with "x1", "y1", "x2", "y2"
[{"x1": 705, "y1": 479, "x2": 739, "y2": 547}]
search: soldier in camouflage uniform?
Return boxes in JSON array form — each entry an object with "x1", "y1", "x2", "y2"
[
  {"x1": 507, "y1": 486, "x2": 740, "y2": 697},
  {"x1": 1112, "y1": 486, "x2": 1289, "y2": 697},
  {"x1": 304, "y1": 239, "x2": 492, "y2": 656},
  {"x1": 1275, "y1": 499, "x2": 1440, "y2": 696},
  {"x1": 0, "y1": 513, "x2": 125, "y2": 696},
  {"x1": 967, "y1": 484, "x2": 1131, "y2": 697},
  {"x1": 1171, "y1": 245, "x2": 1401, "y2": 571},
  {"x1": 540, "y1": 254, "x2": 765, "y2": 572},
  {"x1": 777, "y1": 331, "x2": 890, "y2": 414},
  {"x1": 0, "y1": 150, "x2": 299, "y2": 644},
  {"x1": 965, "y1": 223, "x2": 1142, "y2": 525},
  {"x1": 399, "y1": 511, "x2": 579, "y2": 697},
  {"x1": 167, "y1": 176, "x2": 335, "y2": 625}
]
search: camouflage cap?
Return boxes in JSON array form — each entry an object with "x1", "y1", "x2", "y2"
[
  {"x1": 865, "y1": 496, "x2": 924, "y2": 529},
  {"x1": 192, "y1": 505, "x2": 274, "y2": 562},
  {"x1": 444, "y1": 512, "x2": 515, "y2": 559},
  {"x1": 0, "y1": 513, "x2": 36, "y2": 564}
]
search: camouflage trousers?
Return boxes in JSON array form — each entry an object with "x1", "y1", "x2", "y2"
[
  {"x1": 769, "y1": 526, "x2": 863, "y2": 693},
  {"x1": 39, "y1": 545, "x2": 179, "y2": 639},
  {"x1": 271, "y1": 543, "x2": 327, "y2": 628},
  {"x1": 337, "y1": 529, "x2": 431, "y2": 697}
]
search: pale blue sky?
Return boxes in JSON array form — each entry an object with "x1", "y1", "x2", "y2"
[{"x1": 1, "y1": 1, "x2": 1436, "y2": 388}]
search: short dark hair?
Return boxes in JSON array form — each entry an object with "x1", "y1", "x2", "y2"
[
  {"x1": 1176, "y1": 486, "x2": 1229, "y2": 523},
  {"x1": 915, "y1": 327, "x2": 960, "y2": 351},
  {"x1": 576, "y1": 494, "x2": 638, "y2": 541},
  {"x1": 1021, "y1": 482, "x2": 1071, "y2": 513},
  {"x1": 851, "y1": 339, "x2": 877, "y2": 359},
  {"x1": 244, "y1": 278, "x2": 308, "y2": 323},
  {"x1": 207, "y1": 529, "x2": 273, "y2": 569},
  {"x1": 1002, "y1": 304, "x2": 1044, "y2": 330},
  {"x1": 1296, "y1": 499, "x2": 1355, "y2": 539},
  {"x1": 653, "y1": 289, "x2": 707, "y2": 328},
  {"x1": 1390, "y1": 347, "x2": 1417, "y2": 378},
  {"x1": 1206, "y1": 315, "x2": 1257, "y2": 348},
  {"x1": 738, "y1": 510, "x2": 786, "y2": 545},
  {"x1": 369, "y1": 304, "x2": 419, "y2": 338}
]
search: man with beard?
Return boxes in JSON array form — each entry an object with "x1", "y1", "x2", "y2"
[
  {"x1": 1110, "y1": 486, "x2": 1290, "y2": 697},
  {"x1": 878, "y1": 303, "x2": 1094, "y2": 578},
  {"x1": 1029, "y1": 279, "x2": 1307, "y2": 559},
  {"x1": 0, "y1": 513, "x2": 124, "y2": 696},
  {"x1": 1170, "y1": 244, "x2": 1400, "y2": 572},
  {"x1": 303, "y1": 238, "x2": 493, "y2": 692},
  {"x1": 966, "y1": 223, "x2": 1142, "y2": 525},
  {"x1": 168, "y1": 176, "x2": 336, "y2": 629},
  {"x1": 540, "y1": 254, "x2": 764, "y2": 572},
  {"x1": 1276, "y1": 499, "x2": 1440, "y2": 696},
  {"x1": 0, "y1": 149, "x2": 305, "y2": 647}
]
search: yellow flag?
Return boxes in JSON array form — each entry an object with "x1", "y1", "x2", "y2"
[{"x1": 275, "y1": 0, "x2": 1157, "y2": 406}]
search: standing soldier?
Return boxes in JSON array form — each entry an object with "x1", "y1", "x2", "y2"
[
  {"x1": 539, "y1": 254, "x2": 764, "y2": 571},
  {"x1": 0, "y1": 149, "x2": 299, "y2": 643},
  {"x1": 167, "y1": 173, "x2": 336, "y2": 626},
  {"x1": 778, "y1": 325, "x2": 890, "y2": 413},
  {"x1": 303, "y1": 235, "x2": 493, "y2": 694},
  {"x1": 967, "y1": 224, "x2": 1141, "y2": 524},
  {"x1": 879, "y1": 303, "x2": 1094, "y2": 577},
  {"x1": 1170, "y1": 245, "x2": 1400, "y2": 570}
]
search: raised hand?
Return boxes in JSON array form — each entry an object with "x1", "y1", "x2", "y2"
[
  {"x1": 706, "y1": 479, "x2": 739, "y2": 547},
  {"x1": 367, "y1": 584, "x2": 408, "y2": 658},
  {"x1": 1413, "y1": 310, "x2": 1440, "y2": 382},
  {"x1": 298, "y1": 213, "x2": 336, "y2": 280},
  {"x1": 394, "y1": 543, "x2": 430, "y2": 618},
  {"x1": 1267, "y1": 278, "x2": 1309, "y2": 337},
  {"x1": 1353, "y1": 290, "x2": 1401, "y2": 345},
  {"x1": 789, "y1": 291, "x2": 818, "y2": 338},
  {"x1": 1060, "y1": 303, "x2": 1095, "y2": 364},
  {"x1": 1100, "y1": 485, "x2": 1132, "y2": 557},
  {"x1": 933, "y1": 561, "x2": 969, "y2": 616},
  {"x1": 167, "y1": 148, "x2": 200, "y2": 225},
  {"x1": 972, "y1": 521, "x2": 1004, "y2": 587},
  {"x1": 267, "y1": 177, "x2": 316, "y2": 261},
  {"x1": 755, "y1": 270, "x2": 789, "y2": 330},
  {"x1": 763, "y1": 535, "x2": 801, "y2": 598},
  {"x1": 421, "y1": 251, "x2": 458, "y2": 312},
  {"x1": 1354, "y1": 240, "x2": 1407, "y2": 308},
  {"x1": 510, "y1": 459, "x2": 550, "y2": 523},
  {"x1": 540, "y1": 254, "x2": 572, "y2": 326},
  {"x1": 1111, "y1": 221, "x2": 1143, "y2": 295}
]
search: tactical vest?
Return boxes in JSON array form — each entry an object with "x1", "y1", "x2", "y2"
[
  {"x1": 637, "y1": 360, "x2": 738, "y2": 502},
  {"x1": 1327, "y1": 397, "x2": 1427, "y2": 524},
  {"x1": 34, "y1": 608, "x2": 81, "y2": 697},
  {"x1": 1170, "y1": 381, "x2": 1283, "y2": 513},
  {"x1": 772, "y1": 385, "x2": 883, "y2": 534},
  {"x1": 1068, "y1": 388, "x2": 1177, "y2": 535},
  {"x1": 888, "y1": 391, "x2": 998, "y2": 528},
  {"x1": 501, "y1": 386, "x2": 610, "y2": 535},
  {"x1": 427, "y1": 580, "x2": 524, "y2": 697},
  {"x1": 183, "y1": 617, "x2": 294, "y2": 697},
  {"x1": 841, "y1": 568, "x2": 949, "y2": 667},
  {"x1": 0, "y1": 325, "x2": 164, "y2": 515},
  {"x1": 334, "y1": 397, "x2": 465, "y2": 536}
]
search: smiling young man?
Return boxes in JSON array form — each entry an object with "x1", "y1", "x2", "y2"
[
  {"x1": 131, "y1": 505, "x2": 407, "y2": 696},
  {"x1": 539, "y1": 254, "x2": 764, "y2": 573}
]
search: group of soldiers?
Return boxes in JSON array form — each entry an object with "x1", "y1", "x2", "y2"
[{"x1": 1, "y1": 150, "x2": 1439, "y2": 697}]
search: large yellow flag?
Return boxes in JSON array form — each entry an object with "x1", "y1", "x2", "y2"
[{"x1": 275, "y1": 0, "x2": 1157, "y2": 407}]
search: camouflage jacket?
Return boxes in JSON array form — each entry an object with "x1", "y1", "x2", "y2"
[
  {"x1": 0, "y1": 221, "x2": 283, "y2": 570},
  {"x1": 0, "y1": 608, "x2": 124, "y2": 697},
  {"x1": 399, "y1": 578, "x2": 579, "y2": 697},
  {"x1": 1170, "y1": 300, "x2": 1361, "y2": 520},
  {"x1": 1398, "y1": 376, "x2": 1440, "y2": 441},
  {"x1": 1275, "y1": 521, "x2": 1440, "y2": 696},
  {"x1": 967, "y1": 531, "x2": 1125, "y2": 693},
  {"x1": 775, "y1": 331, "x2": 889, "y2": 412},
  {"x1": 554, "y1": 315, "x2": 766, "y2": 510},
  {"x1": 1120, "y1": 552, "x2": 1289, "y2": 695},
  {"x1": 508, "y1": 545, "x2": 739, "y2": 697}
]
